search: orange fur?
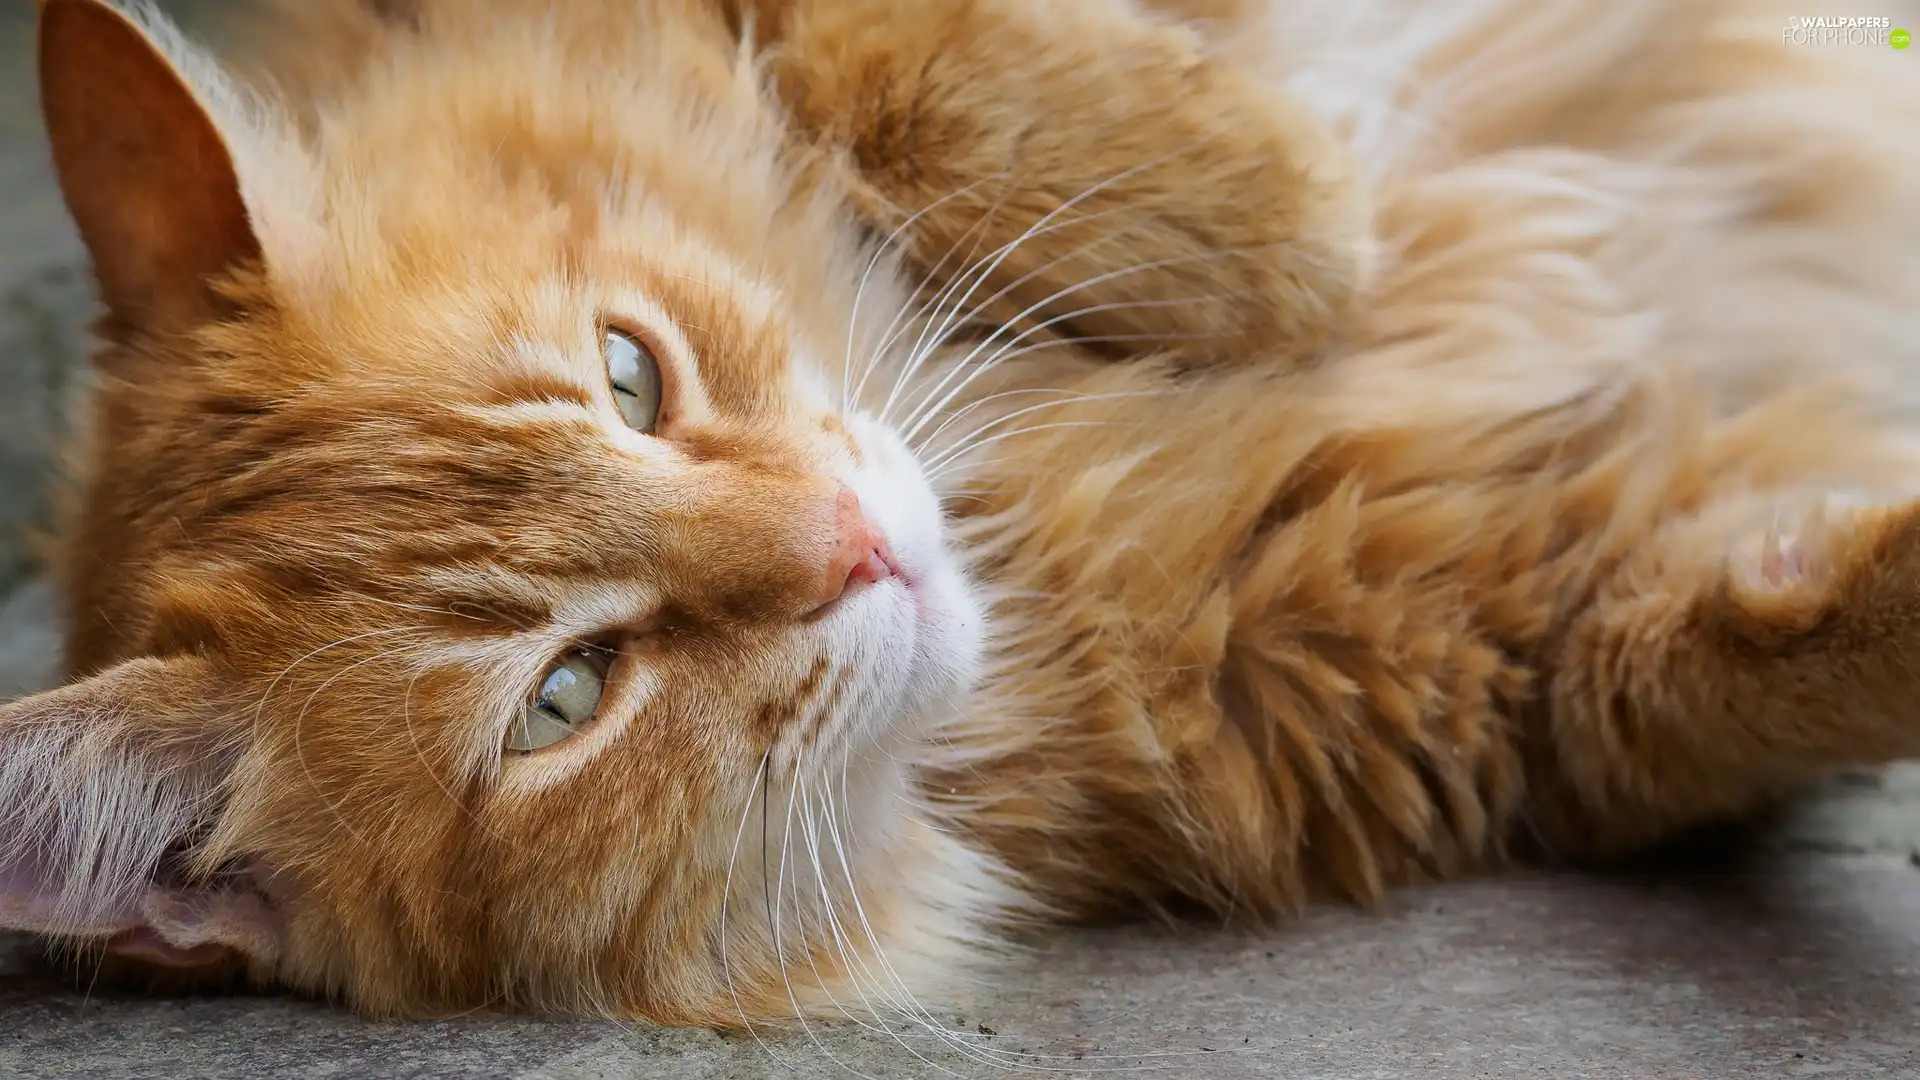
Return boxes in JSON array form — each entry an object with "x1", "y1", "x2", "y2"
[{"x1": 4, "y1": 0, "x2": 1919, "y2": 1031}]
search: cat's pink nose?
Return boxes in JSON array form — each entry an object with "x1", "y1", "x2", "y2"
[{"x1": 812, "y1": 486, "x2": 899, "y2": 615}]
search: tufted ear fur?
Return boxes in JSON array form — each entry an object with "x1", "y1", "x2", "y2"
[
  {"x1": 39, "y1": 0, "x2": 263, "y2": 334},
  {"x1": 0, "y1": 655, "x2": 280, "y2": 970}
]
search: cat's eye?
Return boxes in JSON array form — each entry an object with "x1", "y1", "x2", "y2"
[
  {"x1": 506, "y1": 650, "x2": 607, "y2": 753},
  {"x1": 605, "y1": 328, "x2": 663, "y2": 433}
]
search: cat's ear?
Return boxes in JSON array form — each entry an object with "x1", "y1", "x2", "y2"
[
  {"x1": 39, "y1": 0, "x2": 263, "y2": 332},
  {"x1": 0, "y1": 654, "x2": 281, "y2": 969}
]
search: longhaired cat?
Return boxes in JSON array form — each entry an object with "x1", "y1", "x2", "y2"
[{"x1": 5, "y1": 0, "x2": 1920, "y2": 1031}]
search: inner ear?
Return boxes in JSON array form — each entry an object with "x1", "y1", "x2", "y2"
[
  {"x1": 39, "y1": 0, "x2": 262, "y2": 332},
  {"x1": 0, "y1": 654, "x2": 282, "y2": 971}
]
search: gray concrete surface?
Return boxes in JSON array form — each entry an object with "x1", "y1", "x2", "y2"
[
  {"x1": 5, "y1": 854, "x2": 1920, "y2": 1079},
  {"x1": 0, "y1": 1, "x2": 94, "y2": 593},
  {"x1": 6, "y1": 2, "x2": 1920, "y2": 1078}
]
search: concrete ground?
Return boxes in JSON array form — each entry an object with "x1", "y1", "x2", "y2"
[
  {"x1": 5, "y1": 3, "x2": 1920, "y2": 1078},
  {"x1": 6, "y1": 851, "x2": 1920, "y2": 1079}
]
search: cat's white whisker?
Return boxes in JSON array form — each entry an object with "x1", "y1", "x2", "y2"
[
  {"x1": 873, "y1": 146, "x2": 1218, "y2": 425},
  {"x1": 873, "y1": 224, "x2": 1012, "y2": 423},
  {"x1": 396, "y1": 664, "x2": 506, "y2": 845},
  {"x1": 924, "y1": 421, "x2": 1127, "y2": 481},
  {"x1": 881, "y1": 205, "x2": 1147, "y2": 426},
  {"x1": 803, "y1": 745, "x2": 1008, "y2": 1072},
  {"x1": 913, "y1": 371, "x2": 1181, "y2": 457},
  {"x1": 919, "y1": 387, "x2": 1163, "y2": 464},
  {"x1": 894, "y1": 311, "x2": 1182, "y2": 449},
  {"x1": 897, "y1": 299, "x2": 1152, "y2": 447},
  {"x1": 906, "y1": 140, "x2": 1224, "y2": 354},
  {"x1": 768, "y1": 763, "x2": 902, "y2": 1080},
  {"x1": 826, "y1": 718, "x2": 1235, "y2": 1076},
  {"x1": 270, "y1": 628, "x2": 431, "y2": 851},
  {"x1": 845, "y1": 176, "x2": 1004, "y2": 412},
  {"x1": 897, "y1": 206, "x2": 1325, "y2": 435},
  {"x1": 869, "y1": 181, "x2": 1043, "y2": 422},
  {"x1": 899, "y1": 261, "x2": 1242, "y2": 447},
  {"x1": 876, "y1": 142, "x2": 1239, "y2": 427},
  {"x1": 803, "y1": 806, "x2": 975, "y2": 1071},
  {"x1": 821, "y1": 817, "x2": 985, "y2": 1068},
  {"x1": 795, "y1": 772, "x2": 973, "y2": 1077},
  {"x1": 721, "y1": 751, "x2": 799, "y2": 1073}
]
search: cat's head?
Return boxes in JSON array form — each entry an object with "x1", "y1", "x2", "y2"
[{"x1": 1, "y1": 0, "x2": 990, "y2": 1020}]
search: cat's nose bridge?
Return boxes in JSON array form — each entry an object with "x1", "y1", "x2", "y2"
[{"x1": 673, "y1": 471, "x2": 890, "y2": 622}]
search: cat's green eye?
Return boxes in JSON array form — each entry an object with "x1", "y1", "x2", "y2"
[
  {"x1": 605, "y1": 328, "x2": 663, "y2": 433},
  {"x1": 506, "y1": 650, "x2": 607, "y2": 753}
]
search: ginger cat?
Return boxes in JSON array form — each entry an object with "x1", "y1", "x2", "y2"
[{"x1": 4, "y1": 0, "x2": 1919, "y2": 1036}]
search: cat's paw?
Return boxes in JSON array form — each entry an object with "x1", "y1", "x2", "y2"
[
  {"x1": 765, "y1": 0, "x2": 1370, "y2": 364},
  {"x1": 1730, "y1": 511, "x2": 1825, "y2": 601},
  {"x1": 1724, "y1": 491, "x2": 1910, "y2": 631}
]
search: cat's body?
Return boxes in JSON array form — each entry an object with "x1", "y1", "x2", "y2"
[{"x1": 4, "y1": 0, "x2": 1920, "y2": 1030}]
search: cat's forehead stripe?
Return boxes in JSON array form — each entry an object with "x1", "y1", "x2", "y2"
[
  {"x1": 468, "y1": 369, "x2": 595, "y2": 410},
  {"x1": 452, "y1": 400, "x2": 595, "y2": 431},
  {"x1": 641, "y1": 269, "x2": 792, "y2": 422}
]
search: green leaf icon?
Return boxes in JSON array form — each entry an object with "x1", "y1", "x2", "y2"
[{"x1": 1894, "y1": 27, "x2": 1912, "y2": 49}]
